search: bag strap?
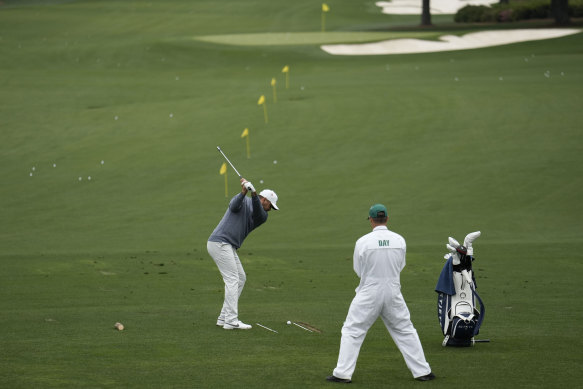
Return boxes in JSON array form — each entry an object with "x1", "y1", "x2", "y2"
[{"x1": 472, "y1": 287, "x2": 485, "y2": 335}]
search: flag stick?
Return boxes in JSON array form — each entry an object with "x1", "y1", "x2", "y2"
[
  {"x1": 241, "y1": 128, "x2": 250, "y2": 159},
  {"x1": 271, "y1": 78, "x2": 277, "y2": 103},
  {"x1": 282, "y1": 65, "x2": 289, "y2": 89},
  {"x1": 258, "y1": 95, "x2": 268, "y2": 124},
  {"x1": 321, "y1": 4, "x2": 330, "y2": 32}
]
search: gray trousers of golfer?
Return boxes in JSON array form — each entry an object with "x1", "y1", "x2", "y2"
[{"x1": 207, "y1": 241, "x2": 246, "y2": 325}]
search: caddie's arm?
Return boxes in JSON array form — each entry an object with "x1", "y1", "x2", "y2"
[{"x1": 353, "y1": 242, "x2": 362, "y2": 278}]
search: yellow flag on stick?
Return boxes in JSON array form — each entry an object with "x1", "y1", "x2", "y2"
[
  {"x1": 258, "y1": 95, "x2": 268, "y2": 124},
  {"x1": 321, "y1": 3, "x2": 330, "y2": 32},
  {"x1": 282, "y1": 65, "x2": 290, "y2": 89},
  {"x1": 271, "y1": 78, "x2": 277, "y2": 103},
  {"x1": 219, "y1": 162, "x2": 228, "y2": 197},
  {"x1": 241, "y1": 128, "x2": 250, "y2": 159}
]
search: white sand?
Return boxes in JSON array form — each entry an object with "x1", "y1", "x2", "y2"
[
  {"x1": 376, "y1": 0, "x2": 499, "y2": 15},
  {"x1": 321, "y1": 29, "x2": 581, "y2": 55}
]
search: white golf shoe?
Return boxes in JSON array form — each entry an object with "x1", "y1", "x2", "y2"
[
  {"x1": 216, "y1": 318, "x2": 225, "y2": 327},
  {"x1": 223, "y1": 320, "x2": 252, "y2": 330}
]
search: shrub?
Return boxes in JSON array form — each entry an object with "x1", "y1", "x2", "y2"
[
  {"x1": 455, "y1": 0, "x2": 583, "y2": 23},
  {"x1": 454, "y1": 5, "x2": 496, "y2": 22}
]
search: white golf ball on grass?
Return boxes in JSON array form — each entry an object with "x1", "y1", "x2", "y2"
[{"x1": 287, "y1": 321, "x2": 291, "y2": 325}]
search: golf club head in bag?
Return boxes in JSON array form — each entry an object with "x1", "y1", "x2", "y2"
[{"x1": 435, "y1": 231, "x2": 485, "y2": 347}]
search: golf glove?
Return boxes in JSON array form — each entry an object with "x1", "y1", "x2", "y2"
[
  {"x1": 463, "y1": 231, "x2": 481, "y2": 256},
  {"x1": 244, "y1": 181, "x2": 255, "y2": 193}
]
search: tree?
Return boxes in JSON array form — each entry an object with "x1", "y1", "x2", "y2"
[
  {"x1": 421, "y1": 0, "x2": 431, "y2": 26},
  {"x1": 551, "y1": 0, "x2": 570, "y2": 25}
]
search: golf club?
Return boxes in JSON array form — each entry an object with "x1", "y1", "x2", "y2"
[
  {"x1": 293, "y1": 322, "x2": 313, "y2": 332},
  {"x1": 217, "y1": 146, "x2": 242, "y2": 178},
  {"x1": 256, "y1": 323, "x2": 278, "y2": 333}
]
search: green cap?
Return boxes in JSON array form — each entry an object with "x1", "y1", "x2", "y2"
[{"x1": 368, "y1": 204, "x2": 387, "y2": 219}]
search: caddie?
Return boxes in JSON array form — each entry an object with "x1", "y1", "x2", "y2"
[
  {"x1": 207, "y1": 177, "x2": 278, "y2": 330},
  {"x1": 327, "y1": 204, "x2": 435, "y2": 383}
]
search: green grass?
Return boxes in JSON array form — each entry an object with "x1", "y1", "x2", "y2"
[
  {"x1": 1, "y1": 0, "x2": 582, "y2": 388},
  {"x1": 192, "y1": 31, "x2": 442, "y2": 46}
]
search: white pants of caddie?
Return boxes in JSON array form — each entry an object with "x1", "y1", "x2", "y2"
[
  {"x1": 207, "y1": 241, "x2": 246, "y2": 325},
  {"x1": 333, "y1": 281, "x2": 431, "y2": 380}
]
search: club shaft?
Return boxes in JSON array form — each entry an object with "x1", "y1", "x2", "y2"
[
  {"x1": 293, "y1": 322, "x2": 313, "y2": 332},
  {"x1": 256, "y1": 323, "x2": 278, "y2": 333},
  {"x1": 217, "y1": 146, "x2": 242, "y2": 178}
]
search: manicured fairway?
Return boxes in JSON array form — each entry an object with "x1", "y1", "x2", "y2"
[{"x1": 1, "y1": 1, "x2": 582, "y2": 388}]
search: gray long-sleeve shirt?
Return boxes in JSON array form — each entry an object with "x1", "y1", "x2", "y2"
[{"x1": 208, "y1": 193, "x2": 268, "y2": 249}]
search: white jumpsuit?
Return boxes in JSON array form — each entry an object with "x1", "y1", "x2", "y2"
[{"x1": 332, "y1": 226, "x2": 432, "y2": 380}]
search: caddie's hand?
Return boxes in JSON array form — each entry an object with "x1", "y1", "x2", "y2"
[{"x1": 463, "y1": 231, "x2": 481, "y2": 256}]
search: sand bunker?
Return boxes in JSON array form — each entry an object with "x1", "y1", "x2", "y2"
[
  {"x1": 376, "y1": 0, "x2": 499, "y2": 15},
  {"x1": 321, "y1": 29, "x2": 581, "y2": 55}
]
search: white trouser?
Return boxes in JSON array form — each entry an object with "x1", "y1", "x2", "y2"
[
  {"x1": 333, "y1": 282, "x2": 431, "y2": 380},
  {"x1": 207, "y1": 241, "x2": 246, "y2": 325}
]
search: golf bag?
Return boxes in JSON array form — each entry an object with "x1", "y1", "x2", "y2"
[{"x1": 435, "y1": 232, "x2": 485, "y2": 347}]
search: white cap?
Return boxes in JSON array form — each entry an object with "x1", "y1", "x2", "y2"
[{"x1": 259, "y1": 189, "x2": 279, "y2": 210}]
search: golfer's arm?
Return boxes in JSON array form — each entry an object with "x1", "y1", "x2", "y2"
[
  {"x1": 251, "y1": 196, "x2": 267, "y2": 225},
  {"x1": 229, "y1": 193, "x2": 245, "y2": 212}
]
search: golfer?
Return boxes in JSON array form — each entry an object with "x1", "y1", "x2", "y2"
[
  {"x1": 207, "y1": 178, "x2": 278, "y2": 330},
  {"x1": 327, "y1": 204, "x2": 435, "y2": 383}
]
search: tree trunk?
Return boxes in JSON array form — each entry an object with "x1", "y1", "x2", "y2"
[
  {"x1": 551, "y1": 0, "x2": 570, "y2": 25},
  {"x1": 421, "y1": 0, "x2": 432, "y2": 26}
]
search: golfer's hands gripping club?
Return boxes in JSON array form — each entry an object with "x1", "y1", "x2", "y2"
[{"x1": 241, "y1": 178, "x2": 256, "y2": 195}]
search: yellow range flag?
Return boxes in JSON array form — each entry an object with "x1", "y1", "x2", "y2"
[
  {"x1": 271, "y1": 78, "x2": 277, "y2": 103},
  {"x1": 257, "y1": 95, "x2": 268, "y2": 124},
  {"x1": 321, "y1": 3, "x2": 330, "y2": 32},
  {"x1": 241, "y1": 128, "x2": 250, "y2": 159},
  {"x1": 282, "y1": 65, "x2": 290, "y2": 89},
  {"x1": 219, "y1": 162, "x2": 228, "y2": 197}
]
